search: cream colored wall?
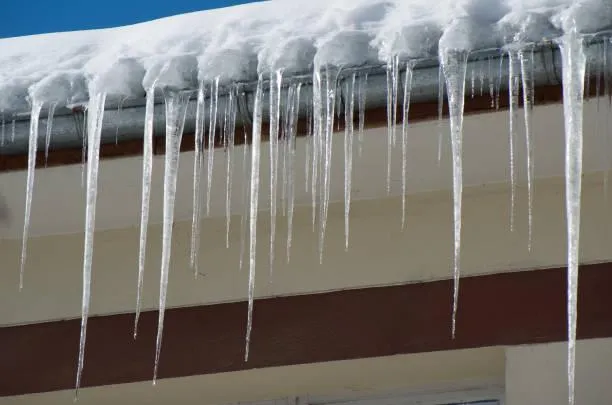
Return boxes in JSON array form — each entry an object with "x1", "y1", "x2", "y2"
[
  {"x1": 506, "y1": 338, "x2": 612, "y2": 405},
  {"x1": 0, "y1": 347, "x2": 505, "y2": 405},
  {"x1": 1, "y1": 173, "x2": 611, "y2": 326}
]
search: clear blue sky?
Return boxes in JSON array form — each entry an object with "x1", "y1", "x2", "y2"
[{"x1": 1, "y1": 0, "x2": 261, "y2": 39}]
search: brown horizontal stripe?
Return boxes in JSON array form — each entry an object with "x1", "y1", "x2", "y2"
[{"x1": 0, "y1": 262, "x2": 611, "y2": 396}]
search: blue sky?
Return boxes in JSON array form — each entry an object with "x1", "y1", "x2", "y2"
[{"x1": 1, "y1": 0, "x2": 261, "y2": 39}]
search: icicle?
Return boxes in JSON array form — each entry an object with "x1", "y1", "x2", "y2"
[
  {"x1": 344, "y1": 74, "x2": 356, "y2": 249},
  {"x1": 1, "y1": 113, "x2": 5, "y2": 146},
  {"x1": 470, "y1": 67, "x2": 475, "y2": 99},
  {"x1": 437, "y1": 65, "x2": 445, "y2": 165},
  {"x1": 44, "y1": 103, "x2": 57, "y2": 167},
  {"x1": 153, "y1": 89, "x2": 190, "y2": 384},
  {"x1": 269, "y1": 70, "x2": 283, "y2": 279},
  {"x1": 386, "y1": 56, "x2": 399, "y2": 194},
  {"x1": 312, "y1": 68, "x2": 323, "y2": 230},
  {"x1": 318, "y1": 66, "x2": 338, "y2": 263},
  {"x1": 286, "y1": 83, "x2": 301, "y2": 262},
  {"x1": 190, "y1": 81, "x2": 206, "y2": 277},
  {"x1": 519, "y1": 47, "x2": 535, "y2": 251},
  {"x1": 508, "y1": 50, "x2": 520, "y2": 232},
  {"x1": 239, "y1": 135, "x2": 250, "y2": 271},
  {"x1": 495, "y1": 54, "x2": 505, "y2": 110},
  {"x1": 206, "y1": 78, "x2": 220, "y2": 216},
  {"x1": 401, "y1": 63, "x2": 414, "y2": 229},
  {"x1": 19, "y1": 100, "x2": 43, "y2": 290},
  {"x1": 488, "y1": 57, "x2": 495, "y2": 108},
  {"x1": 558, "y1": 27, "x2": 586, "y2": 405},
  {"x1": 225, "y1": 88, "x2": 237, "y2": 249},
  {"x1": 439, "y1": 48, "x2": 469, "y2": 339},
  {"x1": 245, "y1": 75, "x2": 264, "y2": 362},
  {"x1": 357, "y1": 73, "x2": 368, "y2": 158},
  {"x1": 75, "y1": 89, "x2": 107, "y2": 397},
  {"x1": 134, "y1": 85, "x2": 157, "y2": 337}
]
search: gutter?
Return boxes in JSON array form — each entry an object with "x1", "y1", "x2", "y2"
[{"x1": 0, "y1": 36, "x2": 610, "y2": 159}]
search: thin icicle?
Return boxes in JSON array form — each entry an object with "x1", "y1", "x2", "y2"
[
  {"x1": 225, "y1": 88, "x2": 237, "y2": 249},
  {"x1": 153, "y1": 89, "x2": 190, "y2": 384},
  {"x1": 269, "y1": 70, "x2": 283, "y2": 279},
  {"x1": 519, "y1": 47, "x2": 535, "y2": 251},
  {"x1": 75, "y1": 90, "x2": 107, "y2": 397},
  {"x1": 401, "y1": 63, "x2": 414, "y2": 229},
  {"x1": 206, "y1": 78, "x2": 220, "y2": 216},
  {"x1": 558, "y1": 27, "x2": 586, "y2": 405},
  {"x1": 312, "y1": 68, "x2": 323, "y2": 230},
  {"x1": 245, "y1": 75, "x2": 264, "y2": 362},
  {"x1": 286, "y1": 82, "x2": 301, "y2": 262},
  {"x1": 508, "y1": 50, "x2": 520, "y2": 232},
  {"x1": 19, "y1": 100, "x2": 43, "y2": 290},
  {"x1": 437, "y1": 65, "x2": 445, "y2": 165},
  {"x1": 239, "y1": 136, "x2": 250, "y2": 271},
  {"x1": 386, "y1": 56, "x2": 399, "y2": 194},
  {"x1": 357, "y1": 72, "x2": 368, "y2": 158},
  {"x1": 44, "y1": 103, "x2": 57, "y2": 167},
  {"x1": 344, "y1": 74, "x2": 356, "y2": 249},
  {"x1": 1, "y1": 113, "x2": 5, "y2": 146},
  {"x1": 134, "y1": 86, "x2": 157, "y2": 337},
  {"x1": 318, "y1": 66, "x2": 338, "y2": 263},
  {"x1": 190, "y1": 81, "x2": 206, "y2": 277},
  {"x1": 439, "y1": 48, "x2": 469, "y2": 340}
]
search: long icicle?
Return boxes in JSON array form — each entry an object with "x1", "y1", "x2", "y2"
[
  {"x1": 134, "y1": 84, "x2": 158, "y2": 337},
  {"x1": 206, "y1": 78, "x2": 219, "y2": 216},
  {"x1": 153, "y1": 89, "x2": 190, "y2": 384},
  {"x1": 286, "y1": 82, "x2": 301, "y2": 262},
  {"x1": 508, "y1": 50, "x2": 520, "y2": 232},
  {"x1": 245, "y1": 75, "x2": 264, "y2": 361},
  {"x1": 269, "y1": 70, "x2": 283, "y2": 280},
  {"x1": 558, "y1": 27, "x2": 586, "y2": 405},
  {"x1": 439, "y1": 48, "x2": 469, "y2": 339},
  {"x1": 75, "y1": 89, "x2": 107, "y2": 397},
  {"x1": 190, "y1": 81, "x2": 206, "y2": 277},
  {"x1": 519, "y1": 47, "x2": 535, "y2": 251},
  {"x1": 44, "y1": 103, "x2": 57, "y2": 167},
  {"x1": 401, "y1": 63, "x2": 414, "y2": 229},
  {"x1": 19, "y1": 100, "x2": 43, "y2": 290},
  {"x1": 344, "y1": 73, "x2": 356, "y2": 249},
  {"x1": 225, "y1": 88, "x2": 237, "y2": 248}
]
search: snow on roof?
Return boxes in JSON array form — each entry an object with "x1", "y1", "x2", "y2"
[{"x1": 0, "y1": 0, "x2": 610, "y2": 113}]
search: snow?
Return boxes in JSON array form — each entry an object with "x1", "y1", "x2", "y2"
[{"x1": 1, "y1": 0, "x2": 611, "y2": 404}]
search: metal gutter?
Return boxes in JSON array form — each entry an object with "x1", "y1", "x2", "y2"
[{"x1": 0, "y1": 35, "x2": 610, "y2": 157}]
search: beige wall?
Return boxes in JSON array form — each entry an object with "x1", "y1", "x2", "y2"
[{"x1": 506, "y1": 338, "x2": 612, "y2": 405}]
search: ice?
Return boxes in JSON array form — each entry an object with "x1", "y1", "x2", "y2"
[
  {"x1": 19, "y1": 100, "x2": 43, "y2": 290},
  {"x1": 153, "y1": 89, "x2": 190, "y2": 384},
  {"x1": 135, "y1": 82, "x2": 162, "y2": 337},
  {"x1": 401, "y1": 64, "x2": 414, "y2": 229},
  {"x1": 268, "y1": 70, "x2": 282, "y2": 279},
  {"x1": 75, "y1": 89, "x2": 107, "y2": 396},
  {"x1": 190, "y1": 81, "x2": 206, "y2": 276},
  {"x1": 344, "y1": 74, "x2": 356, "y2": 249},
  {"x1": 520, "y1": 47, "x2": 535, "y2": 250},
  {"x1": 44, "y1": 103, "x2": 57, "y2": 166},
  {"x1": 245, "y1": 75, "x2": 264, "y2": 362},
  {"x1": 439, "y1": 43, "x2": 469, "y2": 339},
  {"x1": 507, "y1": 50, "x2": 520, "y2": 232},
  {"x1": 225, "y1": 88, "x2": 237, "y2": 249},
  {"x1": 206, "y1": 78, "x2": 220, "y2": 216},
  {"x1": 557, "y1": 28, "x2": 587, "y2": 405},
  {"x1": 357, "y1": 73, "x2": 368, "y2": 158}
]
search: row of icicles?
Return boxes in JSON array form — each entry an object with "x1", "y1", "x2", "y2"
[{"x1": 7, "y1": 28, "x2": 603, "y2": 405}]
